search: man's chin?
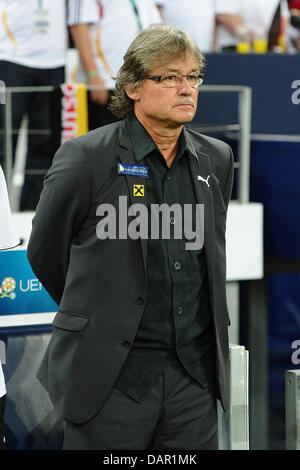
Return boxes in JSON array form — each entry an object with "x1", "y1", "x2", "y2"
[
  {"x1": 158, "y1": 111, "x2": 196, "y2": 128},
  {"x1": 173, "y1": 113, "x2": 195, "y2": 125},
  {"x1": 173, "y1": 108, "x2": 196, "y2": 122}
]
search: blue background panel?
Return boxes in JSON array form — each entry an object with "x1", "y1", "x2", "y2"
[{"x1": 0, "y1": 251, "x2": 57, "y2": 317}]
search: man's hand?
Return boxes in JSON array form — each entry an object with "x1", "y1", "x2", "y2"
[{"x1": 88, "y1": 74, "x2": 109, "y2": 105}]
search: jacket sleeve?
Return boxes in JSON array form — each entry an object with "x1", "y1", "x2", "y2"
[
  {"x1": 221, "y1": 144, "x2": 234, "y2": 212},
  {"x1": 27, "y1": 139, "x2": 91, "y2": 305}
]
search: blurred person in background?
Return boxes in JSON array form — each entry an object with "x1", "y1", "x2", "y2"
[
  {"x1": 286, "y1": 0, "x2": 300, "y2": 51},
  {"x1": 215, "y1": 0, "x2": 290, "y2": 52},
  {"x1": 0, "y1": 0, "x2": 67, "y2": 211},
  {"x1": 0, "y1": 165, "x2": 20, "y2": 450},
  {"x1": 68, "y1": 0, "x2": 161, "y2": 130},
  {"x1": 156, "y1": 0, "x2": 217, "y2": 52}
]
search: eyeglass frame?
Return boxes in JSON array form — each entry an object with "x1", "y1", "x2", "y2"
[{"x1": 145, "y1": 72, "x2": 205, "y2": 88}]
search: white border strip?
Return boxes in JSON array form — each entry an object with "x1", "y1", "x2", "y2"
[
  {"x1": 226, "y1": 132, "x2": 300, "y2": 143},
  {"x1": 0, "y1": 312, "x2": 55, "y2": 327},
  {"x1": 250, "y1": 134, "x2": 300, "y2": 142}
]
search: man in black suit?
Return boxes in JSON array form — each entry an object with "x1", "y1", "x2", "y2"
[{"x1": 27, "y1": 24, "x2": 234, "y2": 450}]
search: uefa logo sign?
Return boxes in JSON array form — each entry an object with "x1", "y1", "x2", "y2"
[{"x1": 0, "y1": 277, "x2": 16, "y2": 300}]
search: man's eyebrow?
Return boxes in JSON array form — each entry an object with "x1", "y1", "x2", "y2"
[{"x1": 163, "y1": 67, "x2": 199, "y2": 73}]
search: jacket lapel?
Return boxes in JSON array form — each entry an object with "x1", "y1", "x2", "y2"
[
  {"x1": 188, "y1": 148, "x2": 216, "y2": 312},
  {"x1": 117, "y1": 123, "x2": 148, "y2": 275}
]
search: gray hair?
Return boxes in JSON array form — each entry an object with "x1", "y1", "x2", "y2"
[{"x1": 108, "y1": 24, "x2": 205, "y2": 119}]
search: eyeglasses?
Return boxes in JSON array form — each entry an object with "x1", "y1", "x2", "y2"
[{"x1": 146, "y1": 73, "x2": 204, "y2": 88}]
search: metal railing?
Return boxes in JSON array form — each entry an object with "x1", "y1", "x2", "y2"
[
  {"x1": 218, "y1": 344, "x2": 249, "y2": 450},
  {"x1": 1, "y1": 84, "x2": 252, "y2": 203},
  {"x1": 285, "y1": 369, "x2": 300, "y2": 450},
  {"x1": 196, "y1": 85, "x2": 252, "y2": 204},
  {"x1": 2, "y1": 86, "x2": 55, "y2": 196}
]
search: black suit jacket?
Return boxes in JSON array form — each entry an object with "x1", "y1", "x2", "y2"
[{"x1": 27, "y1": 119, "x2": 234, "y2": 424}]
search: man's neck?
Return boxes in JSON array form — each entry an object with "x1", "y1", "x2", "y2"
[{"x1": 134, "y1": 111, "x2": 183, "y2": 168}]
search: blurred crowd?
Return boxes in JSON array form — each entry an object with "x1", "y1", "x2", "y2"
[{"x1": 0, "y1": 0, "x2": 299, "y2": 211}]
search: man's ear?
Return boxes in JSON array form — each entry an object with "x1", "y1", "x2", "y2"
[{"x1": 124, "y1": 85, "x2": 140, "y2": 101}]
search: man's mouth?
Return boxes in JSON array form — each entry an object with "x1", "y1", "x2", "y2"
[{"x1": 174, "y1": 103, "x2": 194, "y2": 107}]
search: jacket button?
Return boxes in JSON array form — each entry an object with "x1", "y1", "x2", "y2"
[
  {"x1": 136, "y1": 297, "x2": 144, "y2": 305},
  {"x1": 174, "y1": 261, "x2": 181, "y2": 270},
  {"x1": 123, "y1": 341, "x2": 131, "y2": 349}
]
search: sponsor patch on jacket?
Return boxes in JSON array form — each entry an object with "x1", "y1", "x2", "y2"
[
  {"x1": 133, "y1": 185, "x2": 144, "y2": 196},
  {"x1": 118, "y1": 163, "x2": 149, "y2": 178}
]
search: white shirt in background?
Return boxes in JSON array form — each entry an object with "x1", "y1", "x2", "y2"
[
  {"x1": 215, "y1": 0, "x2": 289, "y2": 50},
  {"x1": 0, "y1": 362, "x2": 5, "y2": 398},
  {"x1": 0, "y1": 0, "x2": 67, "y2": 69},
  {"x1": 0, "y1": 167, "x2": 19, "y2": 250},
  {"x1": 156, "y1": 0, "x2": 216, "y2": 52},
  {"x1": 68, "y1": 0, "x2": 161, "y2": 89}
]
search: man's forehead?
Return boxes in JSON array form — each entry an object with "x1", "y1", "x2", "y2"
[{"x1": 150, "y1": 54, "x2": 199, "y2": 74}]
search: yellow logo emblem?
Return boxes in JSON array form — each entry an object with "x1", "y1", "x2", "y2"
[
  {"x1": 0, "y1": 277, "x2": 16, "y2": 300},
  {"x1": 133, "y1": 184, "x2": 144, "y2": 197}
]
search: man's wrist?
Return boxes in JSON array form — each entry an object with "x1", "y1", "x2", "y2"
[{"x1": 87, "y1": 69, "x2": 99, "y2": 78}]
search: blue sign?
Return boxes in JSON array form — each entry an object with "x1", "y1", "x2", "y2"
[{"x1": 0, "y1": 250, "x2": 57, "y2": 316}]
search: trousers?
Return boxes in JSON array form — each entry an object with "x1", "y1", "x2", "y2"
[
  {"x1": 87, "y1": 89, "x2": 119, "y2": 131},
  {"x1": 0, "y1": 61, "x2": 64, "y2": 210},
  {"x1": 63, "y1": 356, "x2": 218, "y2": 450}
]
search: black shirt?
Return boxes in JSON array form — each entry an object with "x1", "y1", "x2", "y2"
[{"x1": 114, "y1": 113, "x2": 216, "y2": 402}]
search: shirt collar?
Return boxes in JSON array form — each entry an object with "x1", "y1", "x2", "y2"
[
  {"x1": 182, "y1": 127, "x2": 199, "y2": 162},
  {"x1": 126, "y1": 113, "x2": 156, "y2": 162},
  {"x1": 126, "y1": 112, "x2": 199, "y2": 162}
]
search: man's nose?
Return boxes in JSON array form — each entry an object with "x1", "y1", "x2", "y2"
[{"x1": 177, "y1": 77, "x2": 193, "y2": 94}]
